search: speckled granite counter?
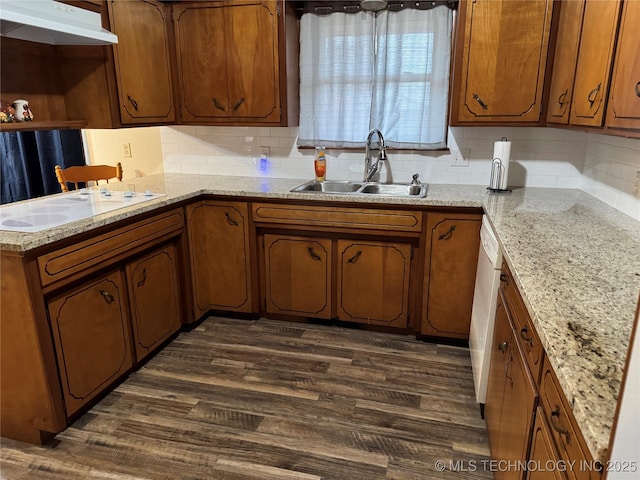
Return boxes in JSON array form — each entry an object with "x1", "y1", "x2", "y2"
[{"x1": 2, "y1": 173, "x2": 639, "y2": 462}]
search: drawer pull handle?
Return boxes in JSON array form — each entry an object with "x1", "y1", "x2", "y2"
[
  {"x1": 225, "y1": 212, "x2": 239, "y2": 227},
  {"x1": 635, "y1": 82, "x2": 640, "y2": 98},
  {"x1": 99, "y1": 290, "x2": 115, "y2": 304},
  {"x1": 438, "y1": 225, "x2": 456, "y2": 240},
  {"x1": 557, "y1": 89, "x2": 568, "y2": 107},
  {"x1": 127, "y1": 95, "x2": 139, "y2": 112},
  {"x1": 347, "y1": 250, "x2": 362, "y2": 264},
  {"x1": 232, "y1": 97, "x2": 245, "y2": 112},
  {"x1": 137, "y1": 268, "x2": 147, "y2": 288},
  {"x1": 520, "y1": 327, "x2": 534, "y2": 347},
  {"x1": 550, "y1": 405, "x2": 571, "y2": 443},
  {"x1": 499, "y1": 273, "x2": 509, "y2": 283},
  {"x1": 498, "y1": 341, "x2": 509, "y2": 353},
  {"x1": 212, "y1": 97, "x2": 226, "y2": 112},
  {"x1": 307, "y1": 247, "x2": 321, "y2": 261},
  {"x1": 587, "y1": 83, "x2": 601, "y2": 108},
  {"x1": 472, "y1": 93, "x2": 488, "y2": 110}
]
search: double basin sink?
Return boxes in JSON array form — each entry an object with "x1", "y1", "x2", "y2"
[{"x1": 291, "y1": 180, "x2": 428, "y2": 198}]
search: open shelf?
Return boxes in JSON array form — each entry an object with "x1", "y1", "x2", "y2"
[{"x1": 0, "y1": 121, "x2": 87, "y2": 132}]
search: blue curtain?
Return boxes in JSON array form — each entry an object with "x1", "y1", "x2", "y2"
[{"x1": 0, "y1": 129, "x2": 86, "y2": 204}]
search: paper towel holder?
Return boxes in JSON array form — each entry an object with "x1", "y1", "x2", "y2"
[{"x1": 488, "y1": 137, "x2": 512, "y2": 194}]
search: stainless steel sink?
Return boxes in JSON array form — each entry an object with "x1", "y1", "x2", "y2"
[
  {"x1": 291, "y1": 180, "x2": 364, "y2": 193},
  {"x1": 291, "y1": 180, "x2": 428, "y2": 198}
]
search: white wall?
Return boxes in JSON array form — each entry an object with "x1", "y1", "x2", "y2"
[{"x1": 83, "y1": 124, "x2": 638, "y2": 220}]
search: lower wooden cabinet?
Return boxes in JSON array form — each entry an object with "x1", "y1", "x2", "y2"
[
  {"x1": 186, "y1": 200, "x2": 253, "y2": 319},
  {"x1": 421, "y1": 212, "x2": 482, "y2": 339},
  {"x1": 126, "y1": 244, "x2": 181, "y2": 362},
  {"x1": 528, "y1": 408, "x2": 568, "y2": 480},
  {"x1": 263, "y1": 234, "x2": 332, "y2": 318},
  {"x1": 485, "y1": 290, "x2": 538, "y2": 480},
  {"x1": 337, "y1": 240, "x2": 411, "y2": 328},
  {"x1": 47, "y1": 271, "x2": 134, "y2": 417}
]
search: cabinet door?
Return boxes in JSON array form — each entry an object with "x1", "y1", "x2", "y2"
[
  {"x1": 336, "y1": 240, "x2": 411, "y2": 328},
  {"x1": 108, "y1": 0, "x2": 175, "y2": 124},
  {"x1": 570, "y1": 0, "x2": 621, "y2": 126},
  {"x1": 126, "y1": 244, "x2": 181, "y2": 362},
  {"x1": 263, "y1": 234, "x2": 332, "y2": 318},
  {"x1": 484, "y1": 294, "x2": 511, "y2": 452},
  {"x1": 173, "y1": 0, "x2": 280, "y2": 123},
  {"x1": 225, "y1": 1, "x2": 280, "y2": 120},
  {"x1": 453, "y1": 0, "x2": 553, "y2": 123},
  {"x1": 605, "y1": 0, "x2": 640, "y2": 130},
  {"x1": 186, "y1": 201, "x2": 253, "y2": 318},
  {"x1": 528, "y1": 408, "x2": 568, "y2": 480},
  {"x1": 173, "y1": 2, "x2": 229, "y2": 120},
  {"x1": 422, "y1": 213, "x2": 481, "y2": 339},
  {"x1": 546, "y1": 0, "x2": 586, "y2": 124},
  {"x1": 48, "y1": 271, "x2": 133, "y2": 417}
]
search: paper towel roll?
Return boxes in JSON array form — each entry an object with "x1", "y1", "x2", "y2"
[{"x1": 493, "y1": 138, "x2": 511, "y2": 190}]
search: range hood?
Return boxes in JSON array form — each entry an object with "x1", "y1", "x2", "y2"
[{"x1": 0, "y1": 0, "x2": 118, "y2": 45}]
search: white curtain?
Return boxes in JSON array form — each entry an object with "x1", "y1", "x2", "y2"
[{"x1": 298, "y1": 7, "x2": 452, "y2": 149}]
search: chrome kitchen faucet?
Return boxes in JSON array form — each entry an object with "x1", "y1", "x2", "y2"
[{"x1": 364, "y1": 129, "x2": 387, "y2": 182}]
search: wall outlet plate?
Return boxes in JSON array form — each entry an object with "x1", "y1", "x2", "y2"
[
  {"x1": 450, "y1": 148, "x2": 470, "y2": 167},
  {"x1": 122, "y1": 142, "x2": 132, "y2": 158}
]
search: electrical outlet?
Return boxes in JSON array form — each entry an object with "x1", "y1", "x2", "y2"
[
  {"x1": 122, "y1": 142, "x2": 132, "y2": 158},
  {"x1": 450, "y1": 148, "x2": 470, "y2": 167}
]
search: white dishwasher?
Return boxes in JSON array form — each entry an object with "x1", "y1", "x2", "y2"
[{"x1": 469, "y1": 215, "x2": 502, "y2": 409}]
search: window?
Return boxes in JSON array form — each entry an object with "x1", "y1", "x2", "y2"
[{"x1": 298, "y1": 7, "x2": 453, "y2": 149}]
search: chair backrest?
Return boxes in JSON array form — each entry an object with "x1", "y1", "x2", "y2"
[{"x1": 55, "y1": 163, "x2": 123, "y2": 192}]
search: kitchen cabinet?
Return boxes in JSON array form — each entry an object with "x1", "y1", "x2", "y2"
[
  {"x1": 450, "y1": 0, "x2": 554, "y2": 124},
  {"x1": 186, "y1": 200, "x2": 254, "y2": 319},
  {"x1": 570, "y1": 0, "x2": 621, "y2": 127},
  {"x1": 108, "y1": 0, "x2": 176, "y2": 125},
  {"x1": 546, "y1": 0, "x2": 586, "y2": 124},
  {"x1": 125, "y1": 244, "x2": 181, "y2": 362},
  {"x1": 253, "y1": 202, "x2": 422, "y2": 328},
  {"x1": 485, "y1": 290, "x2": 538, "y2": 480},
  {"x1": 605, "y1": 0, "x2": 640, "y2": 130},
  {"x1": 421, "y1": 212, "x2": 481, "y2": 340},
  {"x1": 263, "y1": 234, "x2": 332, "y2": 318},
  {"x1": 527, "y1": 408, "x2": 568, "y2": 480},
  {"x1": 337, "y1": 240, "x2": 411, "y2": 328},
  {"x1": 47, "y1": 270, "x2": 134, "y2": 418},
  {"x1": 172, "y1": 0, "x2": 299, "y2": 126}
]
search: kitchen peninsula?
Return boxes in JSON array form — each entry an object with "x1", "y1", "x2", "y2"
[{"x1": 1, "y1": 173, "x2": 639, "y2": 471}]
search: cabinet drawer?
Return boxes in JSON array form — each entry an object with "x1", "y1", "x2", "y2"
[
  {"x1": 539, "y1": 357, "x2": 601, "y2": 480},
  {"x1": 252, "y1": 203, "x2": 422, "y2": 232},
  {"x1": 500, "y1": 262, "x2": 544, "y2": 384},
  {"x1": 38, "y1": 209, "x2": 184, "y2": 289}
]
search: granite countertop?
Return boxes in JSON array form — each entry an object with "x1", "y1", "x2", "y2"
[{"x1": 2, "y1": 173, "x2": 639, "y2": 462}]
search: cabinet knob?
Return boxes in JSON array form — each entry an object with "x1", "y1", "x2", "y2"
[
  {"x1": 472, "y1": 93, "x2": 488, "y2": 110},
  {"x1": 99, "y1": 289, "x2": 115, "y2": 304},
  {"x1": 437, "y1": 225, "x2": 456, "y2": 241},
  {"x1": 498, "y1": 341, "x2": 509, "y2": 353},
  {"x1": 587, "y1": 83, "x2": 601, "y2": 108},
  {"x1": 550, "y1": 405, "x2": 571, "y2": 444},
  {"x1": 137, "y1": 268, "x2": 147, "y2": 288},
  {"x1": 307, "y1": 246, "x2": 321, "y2": 261},
  {"x1": 232, "y1": 97, "x2": 245, "y2": 112},
  {"x1": 212, "y1": 97, "x2": 226, "y2": 112},
  {"x1": 557, "y1": 89, "x2": 568, "y2": 107},
  {"x1": 520, "y1": 326, "x2": 534, "y2": 347},
  {"x1": 499, "y1": 273, "x2": 508, "y2": 283},
  {"x1": 635, "y1": 81, "x2": 640, "y2": 98},
  {"x1": 224, "y1": 212, "x2": 239, "y2": 227},
  {"x1": 127, "y1": 95, "x2": 139, "y2": 112},
  {"x1": 347, "y1": 250, "x2": 362, "y2": 264}
]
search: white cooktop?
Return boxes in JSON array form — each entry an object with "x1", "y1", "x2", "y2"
[{"x1": 0, "y1": 189, "x2": 165, "y2": 233}]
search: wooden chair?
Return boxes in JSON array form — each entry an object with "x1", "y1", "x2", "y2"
[{"x1": 55, "y1": 163, "x2": 123, "y2": 192}]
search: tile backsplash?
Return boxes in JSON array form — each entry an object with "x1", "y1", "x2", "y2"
[{"x1": 159, "y1": 125, "x2": 639, "y2": 220}]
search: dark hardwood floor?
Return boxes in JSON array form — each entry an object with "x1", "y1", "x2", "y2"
[{"x1": 0, "y1": 317, "x2": 492, "y2": 479}]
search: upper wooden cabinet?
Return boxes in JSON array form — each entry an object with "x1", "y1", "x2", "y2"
[
  {"x1": 546, "y1": 0, "x2": 586, "y2": 124},
  {"x1": 570, "y1": 0, "x2": 621, "y2": 127},
  {"x1": 172, "y1": 0, "x2": 298, "y2": 125},
  {"x1": 108, "y1": 0, "x2": 176, "y2": 125},
  {"x1": 605, "y1": 0, "x2": 640, "y2": 130},
  {"x1": 450, "y1": 0, "x2": 554, "y2": 125}
]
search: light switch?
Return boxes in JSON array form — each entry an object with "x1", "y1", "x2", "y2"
[{"x1": 122, "y1": 142, "x2": 132, "y2": 158}]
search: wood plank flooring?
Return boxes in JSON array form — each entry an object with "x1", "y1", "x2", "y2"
[{"x1": 0, "y1": 317, "x2": 492, "y2": 479}]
